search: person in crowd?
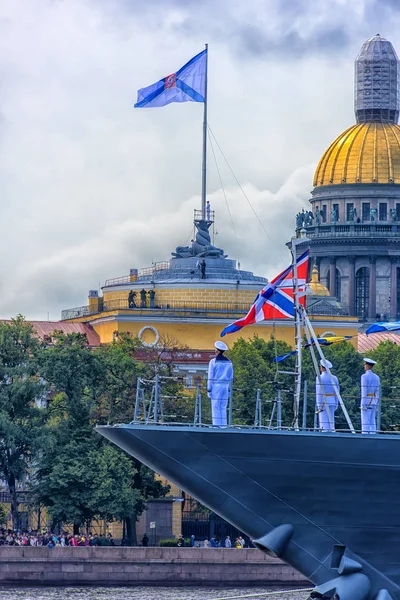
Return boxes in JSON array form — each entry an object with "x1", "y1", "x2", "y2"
[
  {"x1": 203, "y1": 538, "x2": 210, "y2": 548},
  {"x1": 209, "y1": 536, "x2": 217, "y2": 548},
  {"x1": 177, "y1": 534, "x2": 185, "y2": 547},
  {"x1": 140, "y1": 288, "x2": 147, "y2": 308},
  {"x1": 190, "y1": 534, "x2": 195, "y2": 547},
  {"x1": 142, "y1": 533, "x2": 149, "y2": 547},
  {"x1": 361, "y1": 358, "x2": 380, "y2": 434},
  {"x1": 225, "y1": 535, "x2": 231, "y2": 548},
  {"x1": 207, "y1": 341, "x2": 234, "y2": 426},
  {"x1": 316, "y1": 359, "x2": 339, "y2": 431}
]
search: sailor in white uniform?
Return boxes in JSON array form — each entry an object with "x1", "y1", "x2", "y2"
[
  {"x1": 207, "y1": 341, "x2": 233, "y2": 426},
  {"x1": 316, "y1": 359, "x2": 339, "y2": 431},
  {"x1": 361, "y1": 358, "x2": 380, "y2": 434}
]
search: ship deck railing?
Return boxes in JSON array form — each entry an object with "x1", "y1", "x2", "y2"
[{"x1": 122, "y1": 377, "x2": 399, "y2": 436}]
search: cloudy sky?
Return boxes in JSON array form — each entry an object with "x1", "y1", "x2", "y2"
[{"x1": 1, "y1": 0, "x2": 400, "y2": 320}]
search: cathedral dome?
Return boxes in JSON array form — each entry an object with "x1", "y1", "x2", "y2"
[
  {"x1": 309, "y1": 265, "x2": 330, "y2": 297},
  {"x1": 313, "y1": 122, "x2": 400, "y2": 187}
]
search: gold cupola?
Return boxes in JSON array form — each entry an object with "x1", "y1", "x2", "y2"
[
  {"x1": 313, "y1": 122, "x2": 400, "y2": 186},
  {"x1": 309, "y1": 265, "x2": 330, "y2": 297}
]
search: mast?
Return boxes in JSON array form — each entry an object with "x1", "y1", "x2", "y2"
[
  {"x1": 291, "y1": 236, "x2": 303, "y2": 429},
  {"x1": 201, "y1": 43, "x2": 208, "y2": 220}
]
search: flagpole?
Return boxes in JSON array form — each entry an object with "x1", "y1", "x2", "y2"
[{"x1": 201, "y1": 43, "x2": 208, "y2": 220}]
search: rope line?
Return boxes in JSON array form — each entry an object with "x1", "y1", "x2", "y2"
[
  {"x1": 207, "y1": 124, "x2": 273, "y2": 244},
  {"x1": 208, "y1": 129, "x2": 239, "y2": 245},
  {"x1": 207, "y1": 586, "x2": 313, "y2": 600}
]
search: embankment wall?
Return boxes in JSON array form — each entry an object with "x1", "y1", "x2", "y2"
[{"x1": 0, "y1": 547, "x2": 308, "y2": 587}]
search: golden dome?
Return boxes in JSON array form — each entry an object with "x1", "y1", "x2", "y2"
[
  {"x1": 314, "y1": 122, "x2": 400, "y2": 187},
  {"x1": 309, "y1": 265, "x2": 330, "y2": 297}
]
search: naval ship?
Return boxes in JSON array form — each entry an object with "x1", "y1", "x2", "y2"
[
  {"x1": 97, "y1": 246, "x2": 400, "y2": 600},
  {"x1": 97, "y1": 36, "x2": 400, "y2": 600}
]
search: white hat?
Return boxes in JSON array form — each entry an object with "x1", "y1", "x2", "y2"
[
  {"x1": 363, "y1": 357, "x2": 377, "y2": 365},
  {"x1": 215, "y1": 341, "x2": 228, "y2": 351},
  {"x1": 320, "y1": 359, "x2": 333, "y2": 370}
]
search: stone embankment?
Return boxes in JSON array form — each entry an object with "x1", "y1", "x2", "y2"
[{"x1": 0, "y1": 547, "x2": 308, "y2": 587}]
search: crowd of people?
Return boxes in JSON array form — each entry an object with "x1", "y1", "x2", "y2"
[
  {"x1": 0, "y1": 529, "x2": 115, "y2": 547},
  {"x1": 0, "y1": 528, "x2": 248, "y2": 549},
  {"x1": 176, "y1": 534, "x2": 248, "y2": 548}
]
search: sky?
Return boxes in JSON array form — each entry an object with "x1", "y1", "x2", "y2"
[{"x1": 1, "y1": 0, "x2": 400, "y2": 320}]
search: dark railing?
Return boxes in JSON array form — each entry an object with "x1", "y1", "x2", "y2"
[
  {"x1": 104, "y1": 267, "x2": 266, "y2": 286},
  {"x1": 306, "y1": 223, "x2": 400, "y2": 238},
  {"x1": 102, "y1": 298, "x2": 251, "y2": 315},
  {"x1": 62, "y1": 299, "x2": 251, "y2": 320},
  {"x1": 61, "y1": 305, "x2": 95, "y2": 321},
  {"x1": 307, "y1": 303, "x2": 351, "y2": 317}
]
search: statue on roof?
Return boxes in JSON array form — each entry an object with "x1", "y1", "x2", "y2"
[{"x1": 172, "y1": 219, "x2": 226, "y2": 259}]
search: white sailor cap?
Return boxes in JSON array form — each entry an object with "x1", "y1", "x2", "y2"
[
  {"x1": 215, "y1": 341, "x2": 228, "y2": 352},
  {"x1": 363, "y1": 357, "x2": 377, "y2": 365},
  {"x1": 320, "y1": 359, "x2": 333, "y2": 370}
]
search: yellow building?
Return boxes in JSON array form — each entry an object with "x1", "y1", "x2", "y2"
[{"x1": 61, "y1": 233, "x2": 360, "y2": 360}]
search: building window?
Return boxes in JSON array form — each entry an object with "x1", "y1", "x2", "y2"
[
  {"x1": 379, "y1": 203, "x2": 387, "y2": 221},
  {"x1": 346, "y1": 203, "x2": 354, "y2": 221},
  {"x1": 326, "y1": 268, "x2": 341, "y2": 301},
  {"x1": 321, "y1": 205, "x2": 327, "y2": 223},
  {"x1": 356, "y1": 267, "x2": 370, "y2": 319},
  {"x1": 362, "y1": 203, "x2": 370, "y2": 221},
  {"x1": 333, "y1": 203, "x2": 339, "y2": 222}
]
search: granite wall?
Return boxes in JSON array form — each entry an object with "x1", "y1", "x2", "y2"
[{"x1": 0, "y1": 547, "x2": 308, "y2": 587}]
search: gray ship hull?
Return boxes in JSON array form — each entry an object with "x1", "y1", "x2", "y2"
[{"x1": 97, "y1": 424, "x2": 400, "y2": 599}]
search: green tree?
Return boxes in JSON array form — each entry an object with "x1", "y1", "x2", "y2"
[
  {"x1": 0, "y1": 504, "x2": 7, "y2": 527},
  {"x1": 229, "y1": 336, "x2": 296, "y2": 426},
  {"x1": 0, "y1": 316, "x2": 43, "y2": 528},
  {"x1": 301, "y1": 340, "x2": 364, "y2": 430},
  {"x1": 94, "y1": 334, "x2": 171, "y2": 542},
  {"x1": 35, "y1": 331, "x2": 169, "y2": 540},
  {"x1": 365, "y1": 341, "x2": 400, "y2": 431}
]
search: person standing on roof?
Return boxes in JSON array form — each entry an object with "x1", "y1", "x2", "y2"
[
  {"x1": 206, "y1": 200, "x2": 211, "y2": 221},
  {"x1": 207, "y1": 341, "x2": 233, "y2": 426},
  {"x1": 316, "y1": 359, "x2": 339, "y2": 432},
  {"x1": 361, "y1": 358, "x2": 380, "y2": 434}
]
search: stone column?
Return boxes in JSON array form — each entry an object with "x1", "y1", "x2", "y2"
[
  {"x1": 391, "y1": 257, "x2": 398, "y2": 319},
  {"x1": 349, "y1": 257, "x2": 356, "y2": 316},
  {"x1": 368, "y1": 256, "x2": 376, "y2": 319},
  {"x1": 329, "y1": 258, "x2": 336, "y2": 297}
]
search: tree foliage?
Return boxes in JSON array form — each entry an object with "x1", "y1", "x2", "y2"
[
  {"x1": 229, "y1": 336, "x2": 296, "y2": 426},
  {"x1": 33, "y1": 331, "x2": 169, "y2": 538},
  {"x1": 0, "y1": 316, "x2": 43, "y2": 528}
]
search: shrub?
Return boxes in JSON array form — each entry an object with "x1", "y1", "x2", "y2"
[{"x1": 159, "y1": 538, "x2": 190, "y2": 547}]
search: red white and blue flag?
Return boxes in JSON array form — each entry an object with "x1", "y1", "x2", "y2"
[{"x1": 220, "y1": 250, "x2": 309, "y2": 337}]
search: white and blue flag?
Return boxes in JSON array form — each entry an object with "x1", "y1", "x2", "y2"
[{"x1": 134, "y1": 48, "x2": 207, "y2": 109}]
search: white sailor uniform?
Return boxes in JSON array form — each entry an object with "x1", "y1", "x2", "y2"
[
  {"x1": 316, "y1": 371, "x2": 339, "y2": 431},
  {"x1": 361, "y1": 370, "x2": 380, "y2": 434},
  {"x1": 207, "y1": 355, "x2": 233, "y2": 426}
]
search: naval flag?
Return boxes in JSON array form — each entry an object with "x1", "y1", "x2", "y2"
[
  {"x1": 220, "y1": 250, "x2": 310, "y2": 337},
  {"x1": 134, "y1": 49, "x2": 207, "y2": 108}
]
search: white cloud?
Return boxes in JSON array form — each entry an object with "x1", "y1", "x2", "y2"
[{"x1": 1, "y1": 0, "x2": 400, "y2": 319}]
